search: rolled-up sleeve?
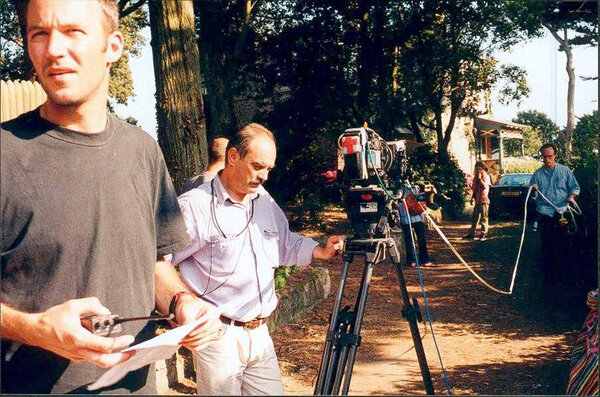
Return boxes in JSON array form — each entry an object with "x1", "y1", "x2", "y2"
[
  {"x1": 270, "y1": 197, "x2": 318, "y2": 267},
  {"x1": 566, "y1": 168, "x2": 580, "y2": 196}
]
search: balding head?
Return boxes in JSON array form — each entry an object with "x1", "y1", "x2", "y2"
[{"x1": 225, "y1": 123, "x2": 275, "y2": 165}]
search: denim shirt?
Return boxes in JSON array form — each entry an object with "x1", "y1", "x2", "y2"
[
  {"x1": 530, "y1": 163, "x2": 580, "y2": 217},
  {"x1": 172, "y1": 176, "x2": 318, "y2": 322}
]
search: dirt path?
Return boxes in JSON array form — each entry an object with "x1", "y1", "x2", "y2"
[{"x1": 274, "y1": 217, "x2": 590, "y2": 395}]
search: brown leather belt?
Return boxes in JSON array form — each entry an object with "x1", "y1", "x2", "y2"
[{"x1": 220, "y1": 315, "x2": 268, "y2": 330}]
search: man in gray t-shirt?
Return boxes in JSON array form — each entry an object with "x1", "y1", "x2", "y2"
[{"x1": 1, "y1": 0, "x2": 220, "y2": 393}]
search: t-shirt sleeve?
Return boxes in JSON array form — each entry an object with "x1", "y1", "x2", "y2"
[
  {"x1": 171, "y1": 193, "x2": 208, "y2": 265},
  {"x1": 153, "y1": 151, "x2": 190, "y2": 257}
]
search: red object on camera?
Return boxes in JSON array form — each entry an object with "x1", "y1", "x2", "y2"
[{"x1": 341, "y1": 136, "x2": 362, "y2": 155}]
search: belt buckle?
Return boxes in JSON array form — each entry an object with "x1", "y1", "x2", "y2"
[{"x1": 243, "y1": 319, "x2": 260, "y2": 330}]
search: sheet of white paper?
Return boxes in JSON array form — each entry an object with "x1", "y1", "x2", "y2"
[{"x1": 88, "y1": 308, "x2": 220, "y2": 391}]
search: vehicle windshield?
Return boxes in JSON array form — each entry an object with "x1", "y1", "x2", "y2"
[{"x1": 498, "y1": 174, "x2": 532, "y2": 186}]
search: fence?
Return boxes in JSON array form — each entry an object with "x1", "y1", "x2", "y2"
[{"x1": 1, "y1": 80, "x2": 47, "y2": 123}]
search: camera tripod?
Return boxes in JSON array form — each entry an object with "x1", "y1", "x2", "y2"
[{"x1": 314, "y1": 236, "x2": 435, "y2": 395}]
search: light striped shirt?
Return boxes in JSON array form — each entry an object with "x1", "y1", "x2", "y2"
[{"x1": 172, "y1": 175, "x2": 318, "y2": 321}]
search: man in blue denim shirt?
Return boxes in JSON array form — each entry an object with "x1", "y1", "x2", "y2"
[{"x1": 530, "y1": 143, "x2": 580, "y2": 298}]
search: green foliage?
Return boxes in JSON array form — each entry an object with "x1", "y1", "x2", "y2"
[
  {"x1": 193, "y1": 0, "x2": 547, "y2": 207},
  {"x1": 497, "y1": 64, "x2": 531, "y2": 105},
  {"x1": 571, "y1": 111, "x2": 599, "y2": 168},
  {"x1": 0, "y1": 0, "x2": 29, "y2": 80},
  {"x1": 109, "y1": 7, "x2": 148, "y2": 104},
  {"x1": 512, "y1": 110, "x2": 560, "y2": 148},
  {"x1": 274, "y1": 266, "x2": 298, "y2": 290},
  {"x1": 504, "y1": 126, "x2": 544, "y2": 159},
  {"x1": 246, "y1": 0, "x2": 541, "y2": 205},
  {"x1": 525, "y1": 0, "x2": 597, "y2": 47},
  {"x1": 408, "y1": 145, "x2": 466, "y2": 219}
]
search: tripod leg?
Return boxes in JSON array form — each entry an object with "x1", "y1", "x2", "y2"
[
  {"x1": 315, "y1": 254, "x2": 353, "y2": 395},
  {"x1": 388, "y1": 240, "x2": 435, "y2": 395},
  {"x1": 338, "y1": 259, "x2": 375, "y2": 395}
]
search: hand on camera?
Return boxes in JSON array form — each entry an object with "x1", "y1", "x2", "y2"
[
  {"x1": 314, "y1": 236, "x2": 345, "y2": 259},
  {"x1": 29, "y1": 298, "x2": 135, "y2": 368}
]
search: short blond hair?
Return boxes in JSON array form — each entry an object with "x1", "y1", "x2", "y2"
[
  {"x1": 25, "y1": 0, "x2": 119, "y2": 34},
  {"x1": 99, "y1": 0, "x2": 120, "y2": 33}
]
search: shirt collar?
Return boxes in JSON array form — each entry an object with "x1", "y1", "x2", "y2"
[{"x1": 212, "y1": 174, "x2": 263, "y2": 206}]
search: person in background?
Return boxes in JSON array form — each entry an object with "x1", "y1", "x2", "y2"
[
  {"x1": 398, "y1": 184, "x2": 433, "y2": 267},
  {"x1": 171, "y1": 123, "x2": 344, "y2": 395},
  {"x1": 530, "y1": 143, "x2": 580, "y2": 296},
  {"x1": 464, "y1": 161, "x2": 491, "y2": 241},
  {"x1": 180, "y1": 136, "x2": 229, "y2": 194},
  {"x1": 0, "y1": 0, "x2": 219, "y2": 393}
]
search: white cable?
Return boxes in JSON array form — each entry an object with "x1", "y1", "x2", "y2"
[
  {"x1": 422, "y1": 209, "x2": 513, "y2": 295},
  {"x1": 507, "y1": 186, "x2": 533, "y2": 293},
  {"x1": 423, "y1": 184, "x2": 582, "y2": 295},
  {"x1": 534, "y1": 188, "x2": 582, "y2": 215}
]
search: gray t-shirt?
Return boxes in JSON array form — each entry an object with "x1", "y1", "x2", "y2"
[{"x1": 1, "y1": 109, "x2": 189, "y2": 394}]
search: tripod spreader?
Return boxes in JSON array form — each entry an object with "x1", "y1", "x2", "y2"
[
  {"x1": 314, "y1": 237, "x2": 435, "y2": 395},
  {"x1": 402, "y1": 298, "x2": 423, "y2": 323}
]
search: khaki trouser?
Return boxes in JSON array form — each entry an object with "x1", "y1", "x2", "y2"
[
  {"x1": 193, "y1": 323, "x2": 284, "y2": 395},
  {"x1": 469, "y1": 203, "x2": 489, "y2": 236}
]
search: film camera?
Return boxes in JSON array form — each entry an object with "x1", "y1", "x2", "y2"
[
  {"x1": 316, "y1": 127, "x2": 436, "y2": 395},
  {"x1": 337, "y1": 126, "x2": 412, "y2": 239}
]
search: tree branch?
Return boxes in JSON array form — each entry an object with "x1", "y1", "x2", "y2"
[
  {"x1": 545, "y1": 23, "x2": 566, "y2": 50},
  {"x1": 417, "y1": 120, "x2": 436, "y2": 131},
  {"x1": 120, "y1": 0, "x2": 146, "y2": 19},
  {"x1": 3, "y1": 35, "x2": 23, "y2": 48}
]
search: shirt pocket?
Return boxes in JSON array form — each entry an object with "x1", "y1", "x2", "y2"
[
  {"x1": 261, "y1": 227, "x2": 281, "y2": 268},
  {"x1": 204, "y1": 233, "x2": 245, "y2": 275}
]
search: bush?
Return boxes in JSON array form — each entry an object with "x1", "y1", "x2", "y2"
[
  {"x1": 274, "y1": 266, "x2": 298, "y2": 290},
  {"x1": 503, "y1": 157, "x2": 542, "y2": 174},
  {"x1": 408, "y1": 145, "x2": 467, "y2": 219}
]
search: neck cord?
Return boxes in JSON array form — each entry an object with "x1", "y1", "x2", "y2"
[
  {"x1": 200, "y1": 179, "x2": 256, "y2": 298},
  {"x1": 211, "y1": 178, "x2": 255, "y2": 238}
]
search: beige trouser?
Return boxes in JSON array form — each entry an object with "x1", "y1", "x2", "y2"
[
  {"x1": 469, "y1": 203, "x2": 489, "y2": 235},
  {"x1": 193, "y1": 322, "x2": 284, "y2": 395}
]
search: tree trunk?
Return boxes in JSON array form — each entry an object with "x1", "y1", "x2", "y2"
[
  {"x1": 149, "y1": 0, "x2": 208, "y2": 190},
  {"x1": 195, "y1": 1, "x2": 236, "y2": 139},
  {"x1": 548, "y1": 27, "x2": 575, "y2": 160},
  {"x1": 195, "y1": 1, "x2": 257, "y2": 139},
  {"x1": 435, "y1": 106, "x2": 447, "y2": 158}
]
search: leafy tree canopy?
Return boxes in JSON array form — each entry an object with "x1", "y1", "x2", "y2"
[
  {"x1": 510, "y1": 110, "x2": 560, "y2": 157},
  {"x1": 572, "y1": 110, "x2": 599, "y2": 167}
]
